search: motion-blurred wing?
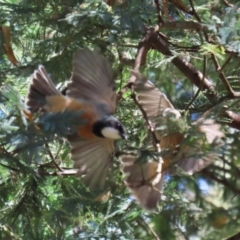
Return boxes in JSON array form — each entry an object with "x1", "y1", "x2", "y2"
[
  {"x1": 169, "y1": 118, "x2": 224, "y2": 175},
  {"x1": 25, "y1": 65, "x2": 61, "y2": 112},
  {"x1": 134, "y1": 75, "x2": 224, "y2": 176},
  {"x1": 67, "y1": 48, "x2": 116, "y2": 115},
  {"x1": 134, "y1": 79, "x2": 175, "y2": 125},
  {"x1": 68, "y1": 136, "x2": 115, "y2": 190},
  {"x1": 197, "y1": 118, "x2": 224, "y2": 144},
  {"x1": 120, "y1": 155, "x2": 164, "y2": 210}
]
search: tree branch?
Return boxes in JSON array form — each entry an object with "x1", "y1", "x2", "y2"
[
  {"x1": 117, "y1": 29, "x2": 153, "y2": 100},
  {"x1": 224, "y1": 111, "x2": 240, "y2": 130},
  {"x1": 139, "y1": 216, "x2": 161, "y2": 240},
  {"x1": 184, "y1": 56, "x2": 207, "y2": 111},
  {"x1": 148, "y1": 32, "x2": 217, "y2": 102},
  {"x1": 212, "y1": 54, "x2": 240, "y2": 98},
  {"x1": 45, "y1": 143, "x2": 63, "y2": 172},
  {"x1": 226, "y1": 231, "x2": 240, "y2": 240},
  {"x1": 160, "y1": 21, "x2": 206, "y2": 31},
  {"x1": 202, "y1": 169, "x2": 240, "y2": 194},
  {"x1": 38, "y1": 167, "x2": 77, "y2": 176}
]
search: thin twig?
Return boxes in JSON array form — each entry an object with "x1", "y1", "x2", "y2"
[
  {"x1": 212, "y1": 54, "x2": 240, "y2": 97},
  {"x1": 224, "y1": 110, "x2": 240, "y2": 130},
  {"x1": 38, "y1": 168, "x2": 77, "y2": 176},
  {"x1": 162, "y1": 0, "x2": 174, "y2": 22},
  {"x1": 0, "y1": 162, "x2": 19, "y2": 172},
  {"x1": 222, "y1": 0, "x2": 233, "y2": 8},
  {"x1": 140, "y1": 216, "x2": 161, "y2": 240},
  {"x1": 188, "y1": 0, "x2": 212, "y2": 43},
  {"x1": 188, "y1": 0, "x2": 201, "y2": 22},
  {"x1": 148, "y1": 33, "x2": 217, "y2": 102},
  {"x1": 160, "y1": 21, "x2": 204, "y2": 31},
  {"x1": 45, "y1": 143, "x2": 63, "y2": 171},
  {"x1": 54, "y1": 140, "x2": 64, "y2": 159},
  {"x1": 154, "y1": 0, "x2": 164, "y2": 24},
  {"x1": 185, "y1": 56, "x2": 207, "y2": 111},
  {"x1": 219, "y1": 53, "x2": 233, "y2": 73},
  {"x1": 212, "y1": 54, "x2": 234, "y2": 95}
]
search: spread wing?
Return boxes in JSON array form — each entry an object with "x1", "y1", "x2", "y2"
[
  {"x1": 25, "y1": 65, "x2": 61, "y2": 112},
  {"x1": 120, "y1": 155, "x2": 164, "y2": 210},
  {"x1": 134, "y1": 79, "x2": 177, "y2": 126},
  {"x1": 133, "y1": 74, "x2": 224, "y2": 176},
  {"x1": 68, "y1": 135, "x2": 115, "y2": 190},
  {"x1": 67, "y1": 48, "x2": 116, "y2": 115},
  {"x1": 172, "y1": 118, "x2": 224, "y2": 174}
]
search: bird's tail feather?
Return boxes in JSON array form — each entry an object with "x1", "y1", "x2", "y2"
[{"x1": 25, "y1": 65, "x2": 61, "y2": 112}]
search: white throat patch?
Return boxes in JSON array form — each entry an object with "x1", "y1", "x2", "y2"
[{"x1": 101, "y1": 127, "x2": 121, "y2": 139}]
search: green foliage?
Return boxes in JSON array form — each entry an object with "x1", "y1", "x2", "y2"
[{"x1": 1, "y1": 0, "x2": 240, "y2": 239}]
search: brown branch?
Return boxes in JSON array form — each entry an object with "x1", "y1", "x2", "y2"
[
  {"x1": 212, "y1": 54, "x2": 240, "y2": 98},
  {"x1": 55, "y1": 140, "x2": 64, "y2": 159},
  {"x1": 224, "y1": 110, "x2": 240, "y2": 130},
  {"x1": 160, "y1": 21, "x2": 206, "y2": 31},
  {"x1": 139, "y1": 216, "x2": 161, "y2": 240},
  {"x1": 188, "y1": 0, "x2": 213, "y2": 43},
  {"x1": 185, "y1": 56, "x2": 207, "y2": 111},
  {"x1": 0, "y1": 162, "x2": 19, "y2": 172},
  {"x1": 162, "y1": 0, "x2": 174, "y2": 22},
  {"x1": 226, "y1": 231, "x2": 240, "y2": 240},
  {"x1": 117, "y1": 28, "x2": 153, "y2": 100},
  {"x1": 119, "y1": 54, "x2": 164, "y2": 180},
  {"x1": 222, "y1": 0, "x2": 233, "y2": 8},
  {"x1": 154, "y1": 0, "x2": 164, "y2": 24},
  {"x1": 128, "y1": 32, "x2": 152, "y2": 84},
  {"x1": 45, "y1": 143, "x2": 63, "y2": 172},
  {"x1": 168, "y1": 0, "x2": 191, "y2": 14},
  {"x1": 148, "y1": 32, "x2": 217, "y2": 101},
  {"x1": 202, "y1": 169, "x2": 240, "y2": 194},
  {"x1": 188, "y1": 0, "x2": 201, "y2": 23},
  {"x1": 219, "y1": 53, "x2": 233, "y2": 73},
  {"x1": 117, "y1": 82, "x2": 132, "y2": 102}
]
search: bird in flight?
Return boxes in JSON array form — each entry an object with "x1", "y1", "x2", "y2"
[
  {"x1": 25, "y1": 48, "x2": 127, "y2": 190},
  {"x1": 120, "y1": 73, "x2": 224, "y2": 210}
]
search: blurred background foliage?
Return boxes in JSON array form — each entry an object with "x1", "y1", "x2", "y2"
[{"x1": 1, "y1": 0, "x2": 240, "y2": 239}]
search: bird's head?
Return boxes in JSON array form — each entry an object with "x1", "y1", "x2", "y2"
[{"x1": 92, "y1": 116, "x2": 127, "y2": 140}]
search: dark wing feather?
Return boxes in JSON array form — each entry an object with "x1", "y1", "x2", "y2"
[
  {"x1": 67, "y1": 48, "x2": 116, "y2": 115},
  {"x1": 68, "y1": 135, "x2": 115, "y2": 190}
]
